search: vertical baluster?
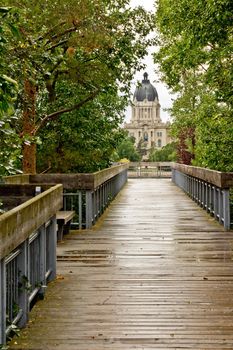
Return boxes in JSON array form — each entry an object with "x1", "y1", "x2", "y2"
[
  {"x1": 172, "y1": 168, "x2": 175, "y2": 183},
  {"x1": 201, "y1": 181, "x2": 204, "y2": 207},
  {"x1": 46, "y1": 216, "x2": 57, "y2": 282},
  {"x1": 99, "y1": 185, "x2": 103, "y2": 215},
  {"x1": 192, "y1": 177, "x2": 194, "y2": 200},
  {"x1": 30, "y1": 242, "x2": 32, "y2": 291},
  {"x1": 0, "y1": 258, "x2": 6, "y2": 344},
  {"x1": 213, "y1": 187, "x2": 219, "y2": 220},
  {"x1": 39, "y1": 224, "x2": 46, "y2": 298},
  {"x1": 223, "y1": 189, "x2": 230, "y2": 230},
  {"x1": 207, "y1": 183, "x2": 210, "y2": 210},
  {"x1": 10, "y1": 261, "x2": 12, "y2": 321},
  {"x1": 13, "y1": 259, "x2": 17, "y2": 315},
  {"x1": 85, "y1": 191, "x2": 93, "y2": 229},
  {"x1": 219, "y1": 190, "x2": 223, "y2": 224},
  {"x1": 94, "y1": 190, "x2": 97, "y2": 221},
  {"x1": 79, "y1": 191, "x2": 82, "y2": 230},
  {"x1": 204, "y1": 183, "x2": 207, "y2": 210},
  {"x1": 18, "y1": 241, "x2": 29, "y2": 328}
]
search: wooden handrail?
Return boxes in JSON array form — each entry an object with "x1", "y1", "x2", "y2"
[
  {"x1": 129, "y1": 161, "x2": 172, "y2": 167},
  {"x1": 0, "y1": 184, "x2": 63, "y2": 259},
  {"x1": 4, "y1": 164, "x2": 129, "y2": 191},
  {"x1": 171, "y1": 163, "x2": 233, "y2": 189}
]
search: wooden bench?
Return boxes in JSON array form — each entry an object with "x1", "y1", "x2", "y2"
[{"x1": 56, "y1": 210, "x2": 75, "y2": 241}]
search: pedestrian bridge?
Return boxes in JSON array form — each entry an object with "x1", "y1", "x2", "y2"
[{"x1": 5, "y1": 170, "x2": 233, "y2": 350}]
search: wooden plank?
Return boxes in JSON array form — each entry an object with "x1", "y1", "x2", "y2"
[
  {"x1": 56, "y1": 211, "x2": 75, "y2": 225},
  {"x1": 9, "y1": 179, "x2": 233, "y2": 350},
  {"x1": 56, "y1": 211, "x2": 75, "y2": 241}
]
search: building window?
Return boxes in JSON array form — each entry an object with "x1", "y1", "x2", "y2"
[
  {"x1": 148, "y1": 109, "x2": 151, "y2": 119},
  {"x1": 139, "y1": 131, "x2": 141, "y2": 137},
  {"x1": 158, "y1": 139, "x2": 162, "y2": 147},
  {"x1": 157, "y1": 131, "x2": 162, "y2": 137},
  {"x1": 151, "y1": 131, "x2": 153, "y2": 138},
  {"x1": 144, "y1": 132, "x2": 148, "y2": 141}
]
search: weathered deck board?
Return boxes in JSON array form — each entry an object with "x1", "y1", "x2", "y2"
[{"x1": 9, "y1": 179, "x2": 233, "y2": 350}]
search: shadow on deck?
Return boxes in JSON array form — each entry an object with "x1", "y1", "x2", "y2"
[{"x1": 9, "y1": 179, "x2": 233, "y2": 350}]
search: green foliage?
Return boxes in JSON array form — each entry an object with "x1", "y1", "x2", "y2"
[
  {"x1": 0, "y1": 345, "x2": 9, "y2": 350},
  {"x1": 1, "y1": 0, "x2": 155, "y2": 172},
  {"x1": 114, "y1": 135, "x2": 141, "y2": 162},
  {"x1": 155, "y1": 0, "x2": 232, "y2": 101},
  {"x1": 155, "y1": 0, "x2": 233, "y2": 171},
  {"x1": 0, "y1": 7, "x2": 22, "y2": 176},
  {"x1": 2, "y1": 0, "x2": 155, "y2": 105},
  {"x1": 149, "y1": 142, "x2": 177, "y2": 162},
  {"x1": 36, "y1": 83, "x2": 127, "y2": 172},
  {"x1": 193, "y1": 95, "x2": 233, "y2": 171}
]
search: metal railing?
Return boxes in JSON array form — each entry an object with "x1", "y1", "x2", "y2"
[
  {"x1": 4, "y1": 164, "x2": 129, "y2": 230},
  {"x1": 0, "y1": 185, "x2": 62, "y2": 345},
  {"x1": 63, "y1": 168, "x2": 128, "y2": 229},
  {"x1": 172, "y1": 164, "x2": 233, "y2": 230},
  {"x1": 128, "y1": 162, "x2": 172, "y2": 178}
]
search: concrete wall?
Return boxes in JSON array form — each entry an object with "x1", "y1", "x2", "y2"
[{"x1": 0, "y1": 184, "x2": 63, "y2": 259}]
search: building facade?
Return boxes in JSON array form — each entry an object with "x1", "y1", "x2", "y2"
[{"x1": 124, "y1": 72, "x2": 171, "y2": 159}]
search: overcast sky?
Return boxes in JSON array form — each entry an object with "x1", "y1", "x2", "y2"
[{"x1": 125, "y1": 0, "x2": 173, "y2": 123}]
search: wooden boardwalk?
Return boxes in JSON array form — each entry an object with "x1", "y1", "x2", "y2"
[{"x1": 10, "y1": 179, "x2": 233, "y2": 350}]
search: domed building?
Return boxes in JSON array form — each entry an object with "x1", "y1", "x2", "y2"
[{"x1": 124, "y1": 72, "x2": 171, "y2": 160}]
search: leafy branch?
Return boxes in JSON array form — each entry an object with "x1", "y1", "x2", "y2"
[{"x1": 35, "y1": 89, "x2": 100, "y2": 134}]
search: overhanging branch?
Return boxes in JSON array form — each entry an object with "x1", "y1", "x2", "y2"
[
  {"x1": 46, "y1": 39, "x2": 69, "y2": 51},
  {"x1": 35, "y1": 90, "x2": 100, "y2": 134}
]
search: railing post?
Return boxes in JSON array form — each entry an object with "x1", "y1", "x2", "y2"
[
  {"x1": 218, "y1": 190, "x2": 223, "y2": 225},
  {"x1": 79, "y1": 192, "x2": 83, "y2": 229},
  {"x1": 46, "y1": 216, "x2": 57, "y2": 282},
  {"x1": 0, "y1": 258, "x2": 6, "y2": 345},
  {"x1": 223, "y1": 189, "x2": 230, "y2": 230},
  {"x1": 172, "y1": 169, "x2": 175, "y2": 183},
  {"x1": 210, "y1": 185, "x2": 214, "y2": 214},
  {"x1": 17, "y1": 241, "x2": 29, "y2": 328},
  {"x1": 213, "y1": 187, "x2": 219, "y2": 221},
  {"x1": 86, "y1": 191, "x2": 93, "y2": 229},
  {"x1": 39, "y1": 224, "x2": 46, "y2": 298}
]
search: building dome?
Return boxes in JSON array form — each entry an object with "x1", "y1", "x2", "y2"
[{"x1": 133, "y1": 72, "x2": 158, "y2": 102}]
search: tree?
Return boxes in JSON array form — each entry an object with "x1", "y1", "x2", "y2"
[
  {"x1": 114, "y1": 135, "x2": 141, "y2": 162},
  {"x1": 168, "y1": 76, "x2": 198, "y2": 164},
  {"x1": 149, "y1": 142, "x2": 177, "y2": 162},
  {"x1": 0, "y1": 7, "x2": 22, "y2": 176},
  {"x1": 136, "y1": 138, "x2": 147, "y2": 159},
  {"x1": 193, "y1": 94, "x2": 233, "y2": 172},
  {"x1": 3, "y1": 0, "x2": 155, "y2": 173},
  {"x1": 155, "y1": 0, "x2": 232, "y2": 100},
  {"x1": 36, "y1": 82, "x2": 128, "y2": 173},
  {"x1": 154, "y1": 0, "x2": 233, "y2": 171}
]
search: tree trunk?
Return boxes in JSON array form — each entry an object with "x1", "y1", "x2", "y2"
[{"x1": 22, "y1": 80, "x2": 37, "y2": 174}]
